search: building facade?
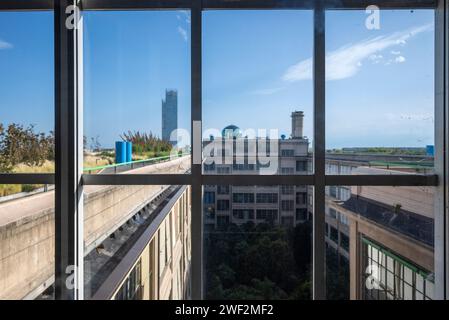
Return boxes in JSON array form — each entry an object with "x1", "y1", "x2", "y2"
[
  {"x1": 203, "y1": 111, "x2": 311, "y2": 229},
  {"x1": 202, "y1": 110, "x2": 436, "y2": 300},
  {"x1": 324, "y1": 155, "x2": 435, "y2": 300}
]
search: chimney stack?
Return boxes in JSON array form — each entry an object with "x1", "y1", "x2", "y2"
[{"x1": 291, "y1": 111, "x2": 304, "y2": 139}]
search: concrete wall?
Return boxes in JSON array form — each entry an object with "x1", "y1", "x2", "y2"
[{"x1": 0, "y1": 206, "x2": 54, "y2": 300}]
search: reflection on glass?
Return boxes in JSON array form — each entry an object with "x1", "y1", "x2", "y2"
[
  {"x1": 325, "y1": 9, "x2": 435, "y2": 174},
  {"x1": 83, "y1": 11, "x2": 191, "y2": 175},
  {"x1": 0, "y1": 12, "x2": 54, "y2": 174},
  {"x1": 325, "y1": 185, "x2": 434, "y2": 300},
  {"x1": 204, "y1": 185, "x2": 313, "y2": 300}
]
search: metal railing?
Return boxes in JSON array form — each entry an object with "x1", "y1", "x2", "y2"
[{"x1": 83, "y1": 153, "x2": 190, "y2": 174}]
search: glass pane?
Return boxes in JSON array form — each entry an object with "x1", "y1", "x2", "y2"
[
  {"x1": 0, "y1": 12, "x2": 54, "y2": 174},
  {"x1": 83, "y1": 10, "x2": 191, "y2": 175},
  {"x1": 204, "y1": 185, "x2": 313, "y2": 300},
  {"x1": 326, "y1": 185, "x2": 434, "y2": 300},
  {"x1": 0, "y1": 184, "x2": 54, "y2": 299},
  {"x1": 325, "y1": 8, "x2": 434, "y2": 174},
  {"x1": 83, "y1": 185, "x2": 191, "y2": 300},
  {"x1": 203, "y1": 10, "x2": 313, "y2": 175}
]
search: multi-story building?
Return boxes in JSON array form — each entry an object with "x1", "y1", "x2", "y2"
[
  {"x1": 162, "y1": 89, "x2": 178, "y2": 144},
  {"x1": 201, "y1": 108, "x2": 436, "y2": 300},
  {"x1": 324, "y1": 154, "x2": 435, "y2": 300},
  {"x1": 203, "y1": 111, "x2": 310, "y2": 228}
]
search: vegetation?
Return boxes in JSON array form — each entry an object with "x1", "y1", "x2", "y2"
[
  {"x1": 0, "y1": 123, "x2": 55, "y2": 196},
  {"x1": 83, "y1": 154, "x2": 113, "y2": 169},
  {"x1": 205, "y1": 222, "x2": 312, "y2": 300},
  {"x1": 205, "y1": 221, "x2": 351, "y2": 300},
  {"x1": 120, "y1": 130, "x2": 172, "y2": 157},
  {"x1": 0, "y1": 123, "x2": 54, "y2": 173}
]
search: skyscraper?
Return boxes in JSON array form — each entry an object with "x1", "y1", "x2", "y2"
[{"x1": 162, "y1": 89, "x2": 178, "y2": 144}]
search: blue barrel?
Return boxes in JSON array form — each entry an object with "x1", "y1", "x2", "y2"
[
  {"x1": 115, "y1": 141, "x2": 126, "y2": 164},
  {"x1": 426, "y1": 145, "x2": 434, "y2": 157},
  {"x1": 126, "y1": 141, "x2": 133, "y2": 163}
]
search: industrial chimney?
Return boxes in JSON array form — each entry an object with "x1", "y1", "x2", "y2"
[{"x1": 291, "y1": 111, "x2": 304, "y2": 139}]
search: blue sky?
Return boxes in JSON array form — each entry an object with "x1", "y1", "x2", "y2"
[{"x1": 0, "y1": 9, "x2": 434, "y2": 149}]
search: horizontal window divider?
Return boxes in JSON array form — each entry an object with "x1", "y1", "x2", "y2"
[
  {"x1": 324, "y1": 174, "x2": 438, "y2": 186},
  {"x1": 0, "y1": 173, "x2": 55, "y2": 185},
  {"x1": 81, "y1": 174, "x2": 438, "y2": 186},
  {"x1": 202, "y1": 0, "x2": 436, "y2": 10},
  {"x1": 0, "y1": 0, "x2": 52, "y2": 10},
  {"x1": 82, "y1": 174, "x2": 192, "y2": 185},
  {"x1": 81, "y1": 0, "x2": 193, "y2": 10},
  {"x1": 0, "y1": 0, "x2": 436, "y2": 11}
]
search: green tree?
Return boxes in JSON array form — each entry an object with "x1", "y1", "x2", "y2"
[{"x1": 0, "y1": 123, "x2": 54, "y2": 172}]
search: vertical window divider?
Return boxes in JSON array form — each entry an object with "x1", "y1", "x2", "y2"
[
  {"x1": 54, "y1": 0, "x2": 83, "y2": 300},
  {"x1": 191, "y1": 0, "x2": 203, "y2": 300},
  {"x1": 435, "y1": 0, "x2": 449, "y2": 300},
  {"x1": 313, "y1": 2, "x2": 326, "y2": 300}
]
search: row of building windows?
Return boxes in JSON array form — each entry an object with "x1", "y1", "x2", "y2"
[
  {"x1": 327, "y1": 207, "x2": 350, "y2": 226},
  {"x1": 233, "y1": 209, "x2": 254, "y2": 220},
  {"x1": 281, "y1": 185, "x2": 294, "y2": 195},
  {"x1": 281, "y1": 149, "x2": 294, "y2": 157},
  {"x1": 211, "y1": 191, "x2": 307, "y2": 207},
  {"x1": 233, "y1": 193, "x2": 255, "y2": 203},
  {"x1": 204, "y1": 161, "x2": 308, "y2": 173},
  {"x1": 256, "y1": 193, "x2": 278, "y2": 204},
  {"x1": 256, "y1": 209, "x2": 278, "y2": 221},
  {"x1": 327, "y1": 186, "x2": 351, "y2": 202}
]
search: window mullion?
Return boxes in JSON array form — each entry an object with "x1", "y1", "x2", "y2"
[
  {"x1": 191, "y1": 1, "x2": 203, "y2": 300},
  {"x1": 313, "y1": 3, "x2": 326, "y2": 300}
]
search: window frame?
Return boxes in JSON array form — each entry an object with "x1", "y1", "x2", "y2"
[{"x1": 0, "y1": 0, "x2": 445, "y2": 300}]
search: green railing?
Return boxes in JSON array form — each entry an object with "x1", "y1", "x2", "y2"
[
  {"x1": 369, "y1": 160, "x2": 434, "y2": 170},
  {"x1": 362, "y1": 236, "x2": 431, "y2": 278},
  {"x1": 83, "y1": 153, "x2": 190, "y2": 174}
]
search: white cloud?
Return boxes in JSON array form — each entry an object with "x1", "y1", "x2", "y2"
[
  {"x1": 177, "y1": 26, "x2": 188, "y2": 42},
  {"x1": 391, "y1": 50, "x2": 401, "y2": 55},
  {"x1": 395, "y1": 55, "x2": 406, "y2": 63},
  {"x1": 0, "y1": 39, "x2": 12, "y2": 50},
  {"x1": 369, "y1": 54, "x2": 383, "y2": 61},
  {"x1": 369, "y1": 54, "x2": 383, "y2": 64},
  {"x1": 249, "y1": 87, "x2": 284, "y2": 96},
  {"x1": 282, "y1": 23, "x2": 432, "y2": 82},
  {"x1": 386, "y1": 112, "x2": 433, "y2": 122},
  {"x1": 176, "y1": 10, "x2": 190, "y2": 42},
  {"x1": 177, "y1": 10, "x2": 191, "y2": 24}
]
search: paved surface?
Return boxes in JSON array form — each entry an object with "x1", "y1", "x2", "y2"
[{"x1": 0, "y1": 156, "x2": 190, "y2": 228}]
